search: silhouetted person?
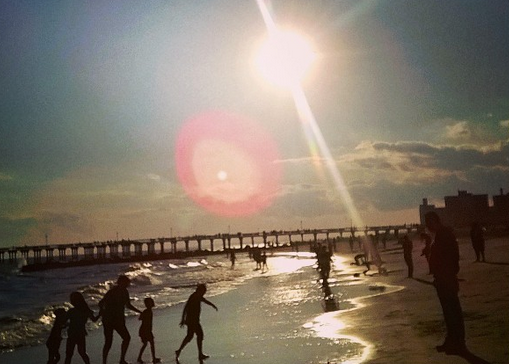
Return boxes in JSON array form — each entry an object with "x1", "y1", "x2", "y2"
[
  {"x1": 420, "y1": 232, "x2": 432, "y2": 274},
  {"x1": 349, "y1": 236, "x2": 354, "y2": 252},
  {"x1": 175, "y1": 284, "x2": 218, "y2": 362},
  {"x1": 261, "y1": 252, "x2": 268, "y2": 272},
  {"x1": 137, "y1": 297, "x2": 161, "y2": 364},
  {"x1": 425, "y1": 211, "x2": 467, "y2": 355},
  {"x1": 230, "y1": 249, "x2": 236, "y2": 268},
  {"x1": 352, "y1": 253, "x2": 370, "y2": 275},
  {"x1": 64, "y1": 292, "x2": 99, "y2": 364},
  {"x1": 46, "y1": 308, "x2": 67, "y2": 364},
  {"x1": 470, "y1": 222, "x2": 486, "y2": 262},
  {"x1": 402, "y1": 235, "x2": 414, "y2": 278},
  {"x1": 99, "y1": 275, "x2": 142, "y2": 364},
  {"x1": 317, "y1": 245, "x2": 332, "y2": 280}
]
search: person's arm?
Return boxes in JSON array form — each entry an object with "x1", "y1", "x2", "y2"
[
  {"x1": 89, "y1": 310, "x2": 100, "y2": 322},
  {"x1": 202, "y1": 298, "x2": 218, "y2": 311},
  {"x1": 126, "y1": 300, "x2": 142, "y2": 314},
  {"x1": 180, "y1": 302, "x2": 188, "y2": 327}
]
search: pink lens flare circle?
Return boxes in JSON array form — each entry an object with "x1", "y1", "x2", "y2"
[{"x1": 176, "y1": 111, "x2": 282, "y2": 217}]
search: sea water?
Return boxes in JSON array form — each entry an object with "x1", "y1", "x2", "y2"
[{"x1": 0, "y1": 251, "x2": 398, "y2": 363}]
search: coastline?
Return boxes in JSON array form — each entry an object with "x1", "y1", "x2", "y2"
[{"x1": 2, "y1": 236, "x2": 508, "y2": 364}]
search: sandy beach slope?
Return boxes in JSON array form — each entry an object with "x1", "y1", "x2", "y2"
[
  {"x1": 1, "y1": 235, "x2": 508, "y2": 364},
  {"x1": 340, "y1": 235, "x2": 509, "y2": 364}
]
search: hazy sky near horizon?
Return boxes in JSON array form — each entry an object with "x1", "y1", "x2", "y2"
[{"x1": 1, "y1": 0, "x2": 508, "y2": 247}]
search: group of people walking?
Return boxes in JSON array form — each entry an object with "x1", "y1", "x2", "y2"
[{"x1": 47, "y1": 276, "x2": 217, "y2": 364}]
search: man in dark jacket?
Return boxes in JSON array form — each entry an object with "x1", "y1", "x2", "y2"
[{"x1": 425, "y1": 211, "x2": 467, "y2": 355}]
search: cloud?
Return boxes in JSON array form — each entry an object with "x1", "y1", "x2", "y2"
[
  {"x1": 445, "y1": 121, "x2": 471, "y2": 140},
  {"x1": 0, "y1": 217, "x2": 37, "y2": 246},
  {"x1": 333, "y1": 139, "x2": 509, "y2": 212}
]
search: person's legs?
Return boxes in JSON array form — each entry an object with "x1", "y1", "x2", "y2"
[
  {"x1": 196, "y1": 324, "x2": 208, "y2": 359},
  {"x1": 176, "y1": 325, "x2": 195, "y2": 359},
  {"x1": 116, "y1": 323, "x2": 131, "y2": 363},
  {"x1": 102, "y1": 324, "x2": 114, "y2": 364},
  {"x1": 149, "y1": 339, "x2": 160, "y2": 362},
  {"x1": 138, "y1": 340, "x2": 147, "y2": 362},
  {"x1": 76, "y1": 336, "x2": 91, "y2": 364},
  {"x1": 435, "y1": 280, "x2": 465, "y2": 350},
  {"x1": 64, "y1": 338, "x2": 76, "y2": 364}
]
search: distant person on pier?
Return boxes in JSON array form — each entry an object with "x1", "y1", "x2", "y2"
[
  {"x1": 425, "y1": 211, "x2": 467, "y2": 355},
  {"x1": 64, "y1": 292, "x2": 99, "y2": 364},
  {"x1": 175, "y1": 284, "x2": 218, "y2": 362},
  {"x1": 470, "y1": 222, "x2": 486, "y2": 262},
  {"x1": 99, "y1": 274, "x2": 142, "y2": 364},
  {"x1": 136, "y1": 297, "x2": 161, "y2": 364},
  {"x1": 46, "y1": 307, "x2": 67, "y2": 364},
  {"x1": 402, "y1": 235, "x2": 414, "y2": 278}
]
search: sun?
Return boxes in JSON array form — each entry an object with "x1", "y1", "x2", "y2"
[{"x1": 254, "y1": 29, "x2": 316, "y2": 89}]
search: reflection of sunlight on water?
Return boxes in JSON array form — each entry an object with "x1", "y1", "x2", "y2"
[
  {"x1": 304, "y1": 312, "x2": 372, "y2": 364},
  {"x1": 268, "y1": 253, "x2": 316, "y2": 274}
]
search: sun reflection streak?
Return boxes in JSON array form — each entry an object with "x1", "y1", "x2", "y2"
[{"x1": 255, "y1": 0, "x2": 364, "y2": 228}]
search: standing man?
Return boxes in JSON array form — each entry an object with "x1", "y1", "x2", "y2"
[
  {"x1": 425, "y1": 212, "x2": 467, "y2": 355},
  {"x1": 175, "y1": 284, "x2": 218, "y2": 362},
  {"x1": 99, "y1": 275, "x2": 142, "y2": 364}
]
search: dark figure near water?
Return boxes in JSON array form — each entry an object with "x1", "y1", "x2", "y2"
[
  {"x1": 176, "y1": 284, "x2": 218, "y2": 362},
  {"x1": 402, "y1": 235, "x2": 414, "y2": 278},
  {"x1": 99, "y1": 275, "x2": 142, "y2": 364},
  {"x1": 64, "y1": 291, "x2": 99, "y2": 364},
  {"x1": 470, "y1": 222, "x2": 486, "y2": 262},
  {"x1": 425, "y1": 211, "x2": 467, "y2": 356},
  {"x1": 137, "y1": 297, "x2": 161, "y2": 364},
  {"x1": 46, "y1": 308, "x2": 67, "y2": 364}
]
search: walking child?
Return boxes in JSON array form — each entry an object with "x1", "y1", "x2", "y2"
[
  {"x1": 175, "y1": 284, "x2": 218, "y2": 362},
  {"x1": 64, "y1": 292, "x2": 99, "y2": 364},
  {"x1": 46, "y1": 308, "x2": 67, "y2": 364},
  {"x1": 137, "y1": 297, "x2": 161, "y2": 363}
]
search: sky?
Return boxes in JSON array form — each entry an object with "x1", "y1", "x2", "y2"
[{"x1": 1, "y1": 0, "x2": 508, "y2": 247}]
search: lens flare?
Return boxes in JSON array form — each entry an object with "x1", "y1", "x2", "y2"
[{"x1": 175, "y1": 111, "x2": 282, "y2": 217}]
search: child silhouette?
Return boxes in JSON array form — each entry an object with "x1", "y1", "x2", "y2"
[
  {"x1": 137, "y1": 297, "x2": 161, "y2": 363},
  {"x1": 64, "y1": 291, "x2": 99, "y2": 364},
  {"x1": 46, "y1": 307, "x2": 67, "y2": 364}
]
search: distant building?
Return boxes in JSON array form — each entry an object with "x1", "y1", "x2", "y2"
[{"x1": 419, "y1": 189, "x2": 509, "y2": 228}]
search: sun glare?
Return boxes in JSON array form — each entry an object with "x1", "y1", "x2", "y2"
[{"x1": 255, "y1": 30, "x2": 315, "y2": 89}]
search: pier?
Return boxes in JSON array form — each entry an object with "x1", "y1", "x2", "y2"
[{"x1": 0, "y1": 224, "x2": 419, "y2": 271}]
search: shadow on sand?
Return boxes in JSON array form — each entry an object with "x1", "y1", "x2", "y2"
[
  {"x1": 448, "y1": 349, "x2": 492, "y2": 364},
  {"x1": 412, "y1": 277, "x2": 434, "y2": 286},
  {"x1": 483, "y1": 261, "x2": 509, "y2": 266}
]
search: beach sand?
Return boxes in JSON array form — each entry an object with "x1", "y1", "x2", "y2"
[{"x1": 2, "y1": 235, "x2": 508, "y2": 364}]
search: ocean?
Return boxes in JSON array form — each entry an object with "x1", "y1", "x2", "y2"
[{"x1": 0, "y1": 249, "x2": 398, "y2": 363}]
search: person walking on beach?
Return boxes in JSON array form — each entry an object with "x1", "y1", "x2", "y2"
[
  {"x1": 46, "y1": 308, "x2": 67, "y2": 364},
  {"x1": 425, "y1": 211, "x2": 467, "y2": 355},
  {"x1": 64, "y1": 292, "x2": 99, "y2": 364},
  {"x1": 137, "y1": 297, "x2": 161, "y2": 364},
  {"x1": 175, "y1": 284, "x2": 218, "y2": 362},
  {"x1": 470, "y1": 222, "x2": 486, "y2": 262},
  {"x1": 402, "y1": 235, "x2": 414, "y2": 278},
  {"x1": 99, "y1": 274, "x2": 142, "y2": 364}
]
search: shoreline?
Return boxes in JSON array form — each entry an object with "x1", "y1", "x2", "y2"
[{"x1": 2, "y1": 235, "x2": 508, "y2": 363}]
